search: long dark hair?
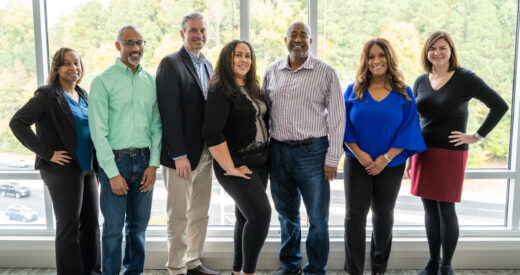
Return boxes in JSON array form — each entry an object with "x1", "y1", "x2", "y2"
[
  {"x1": 209, "y1": 40, "x2": 262, "y2": 101},
  {"x1": 354, "y1": 38, "x2": 409, "y2": 101},
  {"x1": 47, "y1": 47, "x2": 84, "y2": 84}
]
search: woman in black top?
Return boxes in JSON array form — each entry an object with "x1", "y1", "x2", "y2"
[
  {"x1": 408, "y1": 31, "x2": 508, "y2": 275},
  {"x1": 9, "y1": 48, "x2": 101, "y2": 275},
  {"x1": 202, "y1": 40, "x2": 270, "y2": 275}
]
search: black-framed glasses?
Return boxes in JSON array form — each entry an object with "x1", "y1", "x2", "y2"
[{"x1": 118, "y1": 40, "x2": 146, "y2": 48}]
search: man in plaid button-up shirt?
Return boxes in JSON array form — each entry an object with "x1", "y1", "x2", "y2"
[{"x1": 263, "y1": 21, "x2": 345, "y2": 275}]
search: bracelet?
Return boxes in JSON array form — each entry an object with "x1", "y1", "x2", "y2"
[
  {"x1": 383, "y1": 154, "x2": 391, "y2": 163},
  {"x1": 473, "y1": 132, "x2": 485, "y2": 140}
]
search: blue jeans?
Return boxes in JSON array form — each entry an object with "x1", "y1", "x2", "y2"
[
  {"x1": 98, "y1": 149, "x2": 153, "y2": 275},
  {"x1": 269, "y1": 137, "x2": 330, "y2": 275}
]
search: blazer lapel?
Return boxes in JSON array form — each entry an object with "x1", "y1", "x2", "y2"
[
  {"x1": 54, "y1": 82, "x2": 77, "y2": 134},
  {"x1": 204, "y1": 60, "x2": 213, "y2": 79},
  {"x1": 180, "y1": 47, "x2": 203, "y2": 94}
]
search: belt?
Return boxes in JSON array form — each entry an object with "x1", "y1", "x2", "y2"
[
  {"x1": 113, "y1": 148, "x2": 148, "y2": 156},
  {"x1": 271, "y1": 137, "x2": 319, "y2": 147}
]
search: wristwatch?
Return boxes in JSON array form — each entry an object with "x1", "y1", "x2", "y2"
[{"x1": 473, "y1": 132, "x2": 485, "y2": 140}]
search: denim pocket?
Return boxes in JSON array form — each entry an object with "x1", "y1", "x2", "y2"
[{"x1": 301, "y1": 139, "x2": 328, "y2": 155}]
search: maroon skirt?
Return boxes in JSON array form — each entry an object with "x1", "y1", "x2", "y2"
[{"x1": 410, "y1": 147, "x2": 468, "y2": 203}]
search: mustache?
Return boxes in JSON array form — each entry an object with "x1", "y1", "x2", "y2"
[{"x1": 129, "y1": 51, "x2": 142, "y2": 56}]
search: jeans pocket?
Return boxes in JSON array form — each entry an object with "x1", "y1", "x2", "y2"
[{"x1": 301, "y1": 140, "x2": 328, "y2": 156}]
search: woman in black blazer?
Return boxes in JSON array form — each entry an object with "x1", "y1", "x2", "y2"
[{"x1": 9, "y1": 47, "x2": 101, "y2": 275}]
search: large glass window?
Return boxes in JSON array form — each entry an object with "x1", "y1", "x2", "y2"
[
  {"x1": 318, "y1": 0, "x2": 516, "y2": 169},
  {"x1": 318, "y1": 0, "x2": 517, "y2": 228},
  {"x1": 0, "y1": 0, "x2": 37, "y2": 171},
  {"x1": 250, "y1": 0, "x2": 307, "y2": 79},
  {"x1": 46, "y1": 0, "x2": 241, "y2": 227},
  {"x1": 47, "y1": 0, "x2": 240, "y2": 91},
  {"x1": 0, "y1": 0, "x2": 46, "y2": 229},
  {"x1": 0, "y1": 0, "x2": 518, "y2": 233}
]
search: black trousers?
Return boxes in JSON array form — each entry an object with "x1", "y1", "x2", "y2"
[
  {"x1": 213, "y1": 151, "x2": 271, "y2": 274},
  {"x1": 422, "y1": 198, "x2": 459, "y2": 266},
  {"x1": 343, "y1": 155, "x2": 405, "y2": 275},
  {"x1": 40, "y1": 168, "x2": 101, "y2": 275}
]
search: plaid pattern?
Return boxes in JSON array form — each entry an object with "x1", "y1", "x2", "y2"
[
  {"x1": 262, "y1": 55, "x2": 345, "y2": 167},
  {"x1": 186, "y1": 47, "x2": 209, "y2": 99}
]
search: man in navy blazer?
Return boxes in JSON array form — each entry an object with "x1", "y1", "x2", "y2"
[{"x1": 156, "y1": 12, "x2": 218, "y2": 275}]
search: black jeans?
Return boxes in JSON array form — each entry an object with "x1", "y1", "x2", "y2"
[
  {"x1": 40, "y1": 168, "x2": 101, "y2": 275},
  {"x1": 213, "y1": 148, "x2": 271, "y2": 274},
  {"x1": 343, "y1": 155, "x2": 405, "y2": 275}
]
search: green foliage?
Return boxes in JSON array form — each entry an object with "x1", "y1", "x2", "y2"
[
  {"x1": 317, "y1": 0, "x2": 516, "y2": 168},
  {"x1": 0, "y1": 0, "x2": 517, "y2": 169}
]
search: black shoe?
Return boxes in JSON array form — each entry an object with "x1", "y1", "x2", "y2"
[
  {"x1": 187, "y1": 264, "x2": 220, "y2": 275},
  {"x1": 273, "y1": 267, "x2": 302, "y2": 275},
  {"x1": 439, "y1": 264, "x2": 454, "y2": 275},
  {"x1": 418, "y1": 259, "x2": 440, "y2": 275}
]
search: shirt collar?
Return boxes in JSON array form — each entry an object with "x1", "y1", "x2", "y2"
[
  {"x1": 184, "y1": 46, "x2": 206, "y2": 64},
  {"x1": 278, "y1": 54, "x2": 315, "y2": 71},
  {"x1": 115, "y1": 57, "x2": 142, "y2": 74}
]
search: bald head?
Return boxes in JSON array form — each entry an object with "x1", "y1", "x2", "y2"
[{"x1": 286, "y1": 21, "x2": 311, "y2": 39}]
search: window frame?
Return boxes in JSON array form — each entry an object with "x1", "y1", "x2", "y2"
[{"x1": 0, "y1": 0, "x2": 518, "y2": 238}]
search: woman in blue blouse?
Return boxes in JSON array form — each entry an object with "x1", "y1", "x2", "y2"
[
  {"x1": 10, "y1": 48, "x2": 101, "y2": 275},
  {"x1": 343, "y1": 38, "x2": 426, "y2": 275}
]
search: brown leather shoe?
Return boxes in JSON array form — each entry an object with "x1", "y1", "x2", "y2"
[{"x1": 187, "y1": 264, "x2": 220, "y2": 275}]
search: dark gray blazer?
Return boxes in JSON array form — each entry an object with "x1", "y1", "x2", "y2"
[{"x1": 156, "y1": 46, "x2": 213, "y2": 170}]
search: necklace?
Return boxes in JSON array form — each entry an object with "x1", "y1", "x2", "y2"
[{"x1": 65, "y1": 90, "x2": 79, "y2": 102}]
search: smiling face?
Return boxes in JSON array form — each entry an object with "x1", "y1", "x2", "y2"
[
  {"x1": 367, "y1": 44, "x2": 388, "y2": 77},
  {"x1": 427, "y1": 38, "x2": 451, "y2": 68},
  {"x1": 57, "y1": 51, "x2": 82, "y2": 84},
  {"x1": 116, "y1": 28, "x2": 144, "y2": 68},
  {"x1": 285, "y1": 23, "x2": 312, "y2": 60},
  {"x1": 181, "y1": 18, "x2": 207, "y2": 54},
  {"x1": 232, "y1": 43, "x2": 252, "y2": 85}
]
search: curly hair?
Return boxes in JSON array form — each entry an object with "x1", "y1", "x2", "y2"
[
  {"x1": 353, "y1": 38, "x2": 409, "y2": 101},
  {"x1": 208, "y1": 40, "x2": 263, "y2": 101}
]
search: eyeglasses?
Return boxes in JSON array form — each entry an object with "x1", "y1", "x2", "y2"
[{"x1": 118, "y1": 40, "x2": 146, "y2": 48}]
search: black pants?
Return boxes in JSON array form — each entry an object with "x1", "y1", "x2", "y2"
[
  {"x1": 213, "y1": 151, "x2": 271, "y2": 274},
  {"x1": 422, "y1": 198, "x2": 459, "y2": 266},
  {"x1": 40, "y1": 168, "x2": 101, "y2": 275},
  {"x1": 343, "y1": 155, "x2": 405, "y2": 275}
]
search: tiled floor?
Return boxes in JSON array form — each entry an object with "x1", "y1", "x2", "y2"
[{"x1": 0, "y1": 270, "x2": 519, "y2": 275}]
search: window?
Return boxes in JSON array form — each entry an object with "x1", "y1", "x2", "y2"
[
  {"x1": 318, "y1": 0, "x2": 517, "y2": 228},
  {"x1": 0, "y1": 0, "x2": 519, "y2": 235},
  {"x1": 0, "y1": 0, "x2": 37, "y2": 170},
  {"x1": 317, "y1": 0, "x2": 516, "y2": 170},
  {"x1": 250, "y1": 0, "x2": 307, "y2": 79}
]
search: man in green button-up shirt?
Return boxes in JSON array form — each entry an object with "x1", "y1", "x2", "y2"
[{"x1": 88, "y1": 25, "x2": 162, "y2": 274}]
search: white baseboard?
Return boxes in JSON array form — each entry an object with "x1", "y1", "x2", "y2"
[{"x1": 1, "y1": 236, "x2": 519, "y2": 270}]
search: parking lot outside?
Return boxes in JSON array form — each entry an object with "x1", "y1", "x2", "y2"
[{"x1": 0, "y1": 166, "x2": 507, "y2": 228}]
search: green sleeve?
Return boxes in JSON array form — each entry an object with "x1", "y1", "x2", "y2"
[
  {"x1": 149, "y1": 96, "x2": 162, "y2": 167},
  {"x1": 88, "y1": 76, "x2": 120, "y2": 178}
]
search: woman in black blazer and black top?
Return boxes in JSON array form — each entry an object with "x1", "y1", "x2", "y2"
[
  {"x1": 9, "y1": 47, "x2": 101, "y2": 275},
  {"x1": 202, "y1": 40, "x2": 270, "y2": 275}
]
